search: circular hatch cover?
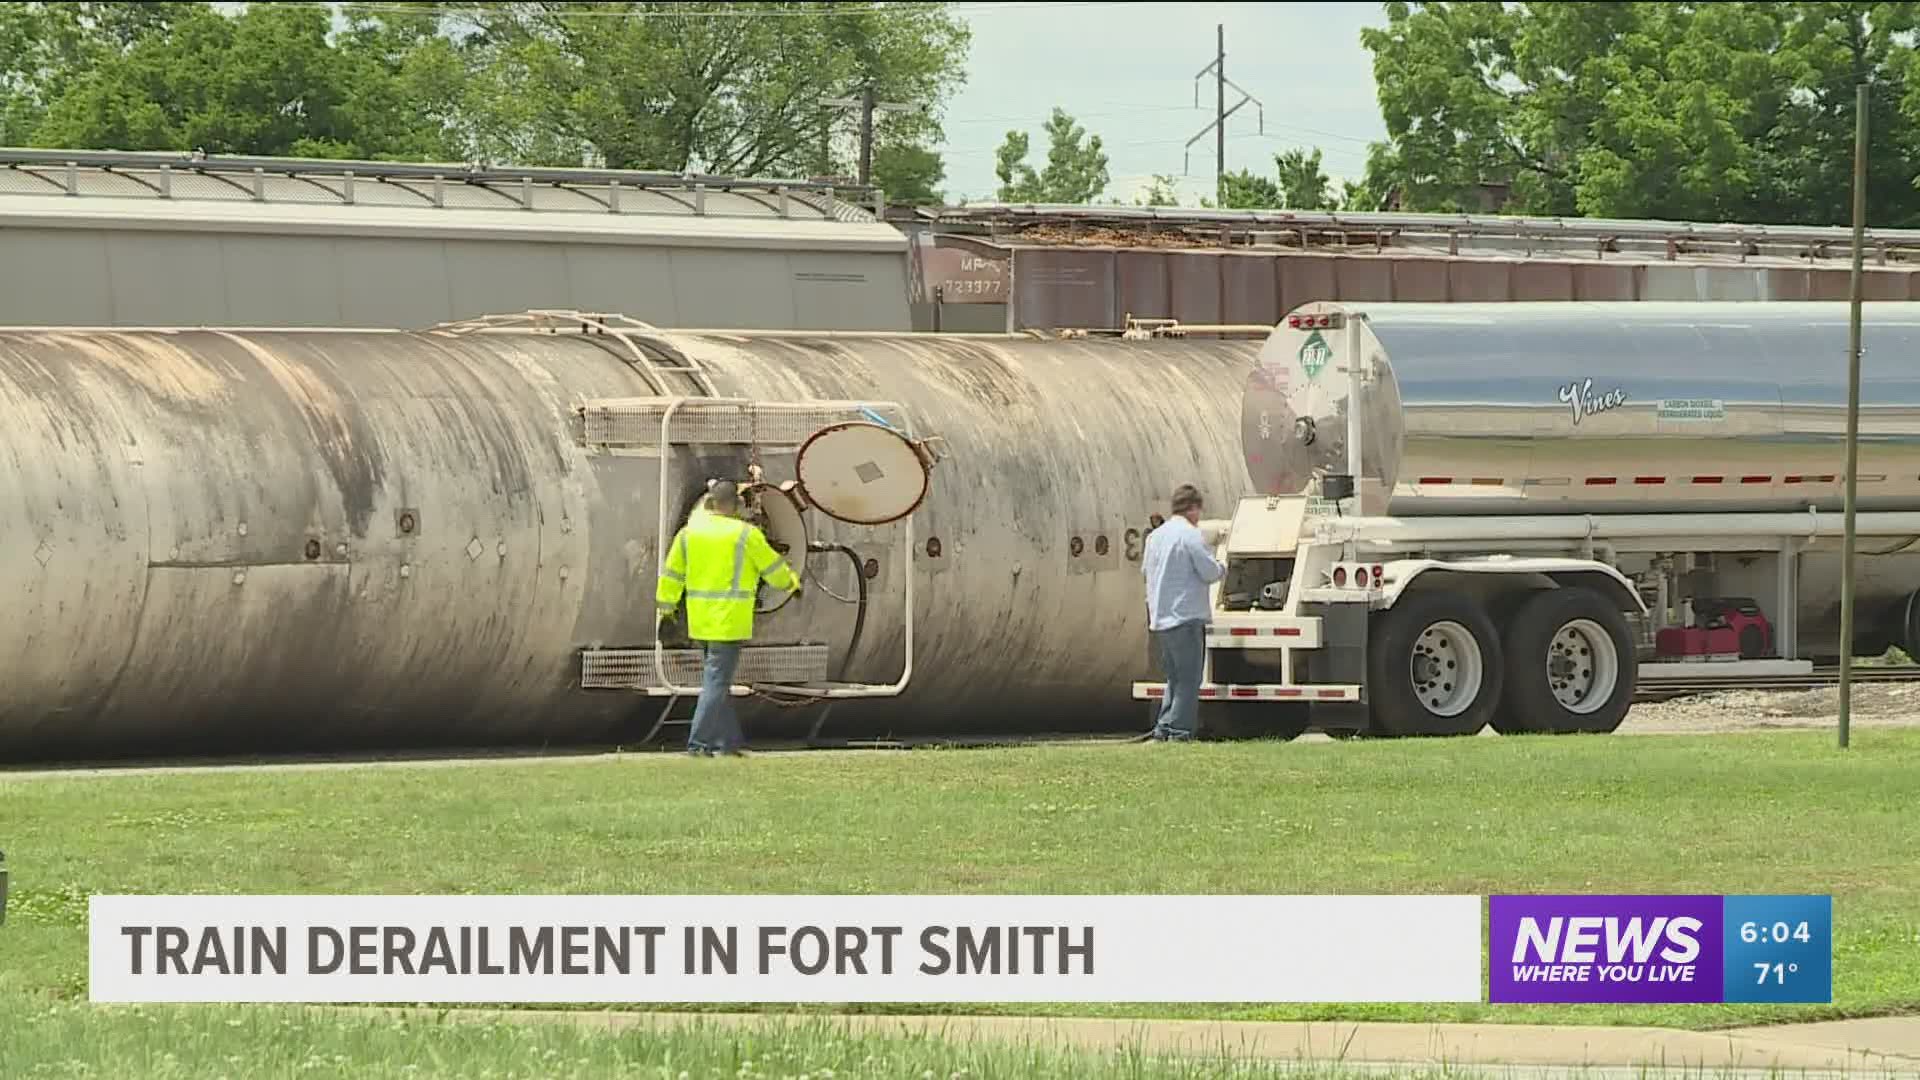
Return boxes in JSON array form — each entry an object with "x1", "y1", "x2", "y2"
[{"x1": 795, "y1": 422, "x2": 932, "y2": 526}]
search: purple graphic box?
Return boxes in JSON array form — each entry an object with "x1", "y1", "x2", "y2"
[{"x1": 1489, "y1": 895, "x2": 1724, "y2": 1004}]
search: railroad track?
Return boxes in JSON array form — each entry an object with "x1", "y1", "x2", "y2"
[{"x1": 1634, "y1": 665, "x2": 1920, "y2": 702}]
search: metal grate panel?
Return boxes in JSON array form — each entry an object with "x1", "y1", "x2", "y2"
[
  {"x1": 581, "y1": 644, "x2": 831, "y2": 690},
  {"x1": 580, "y1": 399, "x2": 910, "y2": 447}
]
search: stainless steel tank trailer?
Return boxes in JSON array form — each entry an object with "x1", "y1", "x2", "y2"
[{"x1": 1137, "y1": 300, "x2": 1920, "y2": 738}]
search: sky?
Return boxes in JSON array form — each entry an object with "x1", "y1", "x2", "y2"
[{"x1": 936, "y1": 1, "x2": 1392, "y2": 205}]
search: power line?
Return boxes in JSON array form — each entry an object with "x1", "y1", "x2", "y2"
[{"x1": 1182, "y1": 23, "x2": 1264, "y2": 203}]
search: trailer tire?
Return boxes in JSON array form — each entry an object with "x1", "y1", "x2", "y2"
[
  {"x1": 1497, "y1": 588, "x2": 1636, "y2": 735},
  {"x1": 1366, "y1": 591, "x2": 1503, "y2": 737}
]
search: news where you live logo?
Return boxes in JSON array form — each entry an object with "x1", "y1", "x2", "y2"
[{"x1": 1488, "y1": 895, "x2": 1833, "y2": 1004}]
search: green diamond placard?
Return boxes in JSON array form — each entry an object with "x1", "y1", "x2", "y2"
[{"x1": 1299, "y1": 329, "x2": 1333, "y2": 380}]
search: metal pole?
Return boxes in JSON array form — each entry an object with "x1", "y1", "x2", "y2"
[
  {"x1": 858, "y1": 85, "x2": 876, "y2": 187},
  {"x1": 1215, "y1": 24, "x2": 1226, "y2": 206},
  {"x1": 1840, "y1": 81, "x2": 1869, "y2": 750}
]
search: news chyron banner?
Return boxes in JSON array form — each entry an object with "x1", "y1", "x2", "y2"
[
  {"x1": 1488, "y1": 895, "x2": 1834, "y2": 1004},
  {"x1": 88, "y1": 895, "x2": 1483, "y2": 1003}
]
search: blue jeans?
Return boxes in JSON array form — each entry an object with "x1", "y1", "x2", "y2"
[
  {"x1": 687, "y1": 642, "x2": 744, "y2": 753},
  {"x1": 1151, "y1": 621, "x2": 1207, "y2": 741}
]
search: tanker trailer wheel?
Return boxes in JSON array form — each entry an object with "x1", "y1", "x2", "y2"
[
  {"x1": 1365, "y1": 591, "x2": 1503, "y2": 737},
  {"x1": 1495, "y1": 589, "x2": 1636, "y2": 735}
]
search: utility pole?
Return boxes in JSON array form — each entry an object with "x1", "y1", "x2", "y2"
[
  {"x1": 1840, "y1": 81, "x2": 1870, "y2": 750},
  {"x1": 821, "y1": 86, "x2": 916, "y2": 187},
  {"x1": 1216, "y1": 24, "x2": 1225, "y2": 206},
  {"x1": 1184, "y1": 24, "x2": 1263, "y2": 204}
]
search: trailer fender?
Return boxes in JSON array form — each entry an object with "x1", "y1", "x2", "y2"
[{"x1": 1376, "y1": 557, "x2": 1646, "y2": 616}]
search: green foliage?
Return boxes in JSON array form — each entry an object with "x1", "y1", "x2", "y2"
[
  {"x1": 1135, "y1": 172, "x2": 1182, "y2": 206},
  {"x1": 1216, "y1": 167, "x2": 1282, "y2": 209},
  {"x1": 1361, "y1": 1, "x2": 1920, "y2": 225},
  {"x1": 872, "y1": 142, "x2": 945, "y2": 204},
  {"x1": 31, "y1": 3, "x2": 458, "y2": 159},
  {"x1": 0, "y1": 1, "x2": 970, "y2": 180},
  {"x1": 994, "y1": 107, "x2": 1111, "y2": 203},
  {"x1": 452, "y1": 1, "x2": 968, "y2": 175},
  {"x1": 1274, "y1": 148, "x2": 1334, "y2": 210}
]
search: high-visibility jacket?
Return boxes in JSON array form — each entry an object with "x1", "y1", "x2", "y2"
[{"x1": 656, "y1": 508, "x2": 800, "y2": 642}]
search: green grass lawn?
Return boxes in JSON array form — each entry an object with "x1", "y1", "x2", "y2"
[
  {"x1": 2, "y1": 731, "x2": 1916, "y2": 1066},
  {"x1": 0, "y1": 1006, "x2": 1535, "y2": 1080}
]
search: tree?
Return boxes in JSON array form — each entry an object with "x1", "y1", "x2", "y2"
[
  {"x1": 993, "y1": 107, "x2": 1110, "y2": 203},
  {"x1": 1360, "y1": 2, "x2": 1920, "y2": 227},
  {"x1": 1216, "y1": 167, "x2": 1282, "y2": 209},
  {"x1": 453, "y1": 2, "x2": 970, "y2": 175},
  {"x1": 1135, "y1": 173, "x2": 1181, "y2": 206},
  {"x1": 0, "y1": 2, "x2": 197, "y2": 145},
  {"x1": 872, "y1": 142, "x2": 945, "y2": 204},
  {"x1": 26, "y1": 2, "x2": 465, "y2": 160},
  {"x1": 1273, "y1": 148, "x2": 1334, "y2": 210}
]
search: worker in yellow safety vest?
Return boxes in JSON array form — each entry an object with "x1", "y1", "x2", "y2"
[{"x1": 656, "y1": 480, "x2": 802, "y2": 756}]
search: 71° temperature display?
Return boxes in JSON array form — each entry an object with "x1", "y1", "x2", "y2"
[{"x1": 1724, "y1": 896, "x2": 1832, "y2": 1003}]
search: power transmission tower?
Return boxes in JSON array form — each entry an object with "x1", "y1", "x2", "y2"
[
  {"x1": 821, "y1": 86, "x2": 917, "y2": 187},
  {"x1": 1184, "y1": 23, "x2": 1264, "y2": 205}
]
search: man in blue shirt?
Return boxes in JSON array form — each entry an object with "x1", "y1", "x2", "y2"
[{"x1": 1141, "y1": 484, "x2": 1226, "y2": 741}]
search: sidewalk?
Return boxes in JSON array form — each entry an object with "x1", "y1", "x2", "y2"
[{"x1": 361, "y1": 1008, "x2": 1920, "y2": 1074}]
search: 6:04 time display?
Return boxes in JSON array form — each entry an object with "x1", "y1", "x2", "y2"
[{"x1": 1740, "y1": 920, "x2": 1812, "y2": 944}]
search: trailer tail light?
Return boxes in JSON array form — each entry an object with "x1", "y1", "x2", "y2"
[
  {"x1": 1332, "y1": 566, "x2": 1348, "y2": 587},
  {"x1": 1352, "y1": 566, "x2": 1369, "y2": 588},
  {"x1": 1286, "y1": 312, "x2": 1344, "y2": 330},
  {"x1": 1371, "y1": 564, "x2": 1385, "y2": 582}
]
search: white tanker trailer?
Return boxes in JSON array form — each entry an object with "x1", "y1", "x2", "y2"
[{"x1": 1138, "y1": 300, "x2": 1920, "y2": 737}]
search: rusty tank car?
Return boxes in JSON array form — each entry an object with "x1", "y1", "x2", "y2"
[{"x1": 0, "y1": 314, "x2": 1260, "y2": 759}]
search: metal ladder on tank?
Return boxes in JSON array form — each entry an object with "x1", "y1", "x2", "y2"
[
  {"x1": 439, "y1": 310, "x2": 724, "y2": 747},
  {"x1": 568, "y1": 406, "x2": 917, "y2": 746}
]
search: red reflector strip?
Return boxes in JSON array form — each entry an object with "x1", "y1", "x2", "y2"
[
  {"x1": 1145, "y1": 686, "x2": 1164, "y2": 698},
  {"x1": 1470, "y1": 477, "x2": 1503, "y2": 486},
  {"x1": 1585, "y1": 477, "x2": 1618, "y2": 486},
  {"x1": 1633, "y1": 476, "x2": 1665, "y2": 485},
  {"x1": 1230, "y1": 627, "x2": 1257, "y2": 636},
  {"x1": 1741, "y1": 475, "x2": 1770, "y2": 484},
  {"x1": 1275, "y1": 627, "x2": 1301, "y2": 637},
  {"x1": 1692, "y1": 475, "x2": 1724, "y2": 484},
  {"x1": 1169, "y1": 685, "x2": 1357, "y2": 700},
  {"x1": 1417, "y1": 477, "x2": 1452, "y2": 485},
  {"x1": 1785, "y1": 475, "x2": 1834, "y2": 484}
]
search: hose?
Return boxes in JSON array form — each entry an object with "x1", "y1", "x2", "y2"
[
  {"x1": 815, "y1": 542, "x2": 869, "y2": 683},
  {"x1": 747, "y1": 542, "x2": 869, "y2": 707}
]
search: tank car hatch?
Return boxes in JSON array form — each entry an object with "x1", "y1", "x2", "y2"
[
  {"x1": 794, "y1": 421, "x2": 934, "y2": 526},
  {"x1": 1241, "y1": 305, "x2": 1405, "y2": 513},
  {"x1": 742, "y1": 479, "x2": 810, "y2": 614}
]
